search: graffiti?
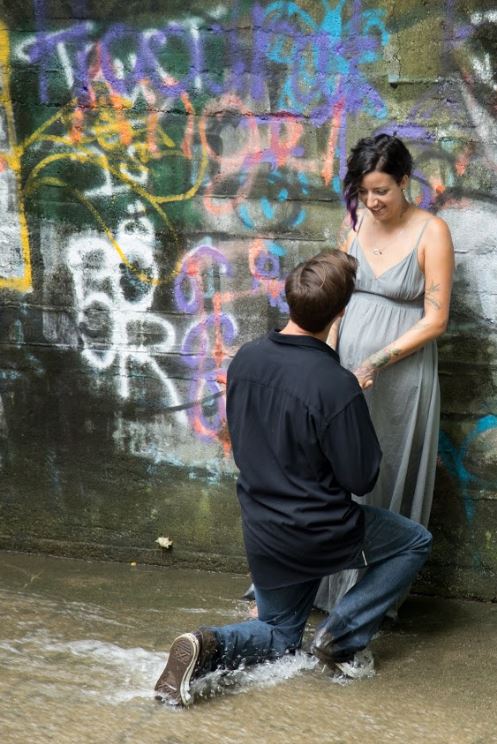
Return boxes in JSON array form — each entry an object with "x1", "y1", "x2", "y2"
[
  {"x1": 0, "y1": 0, "x2": 496, "y2": 468},
  {"x1": 172, "y1": 237, "x2": 288, "y2": 449},
  {"x1": 67, "y1": 204, "x2": 187, "y2": 424},
  {"x1": 15, "y1": 0, "x2": 390, "y2": 200},
  {"x1": 0, "y1": 0, "x2": 496, "y2": 596},
  {"x1": 18, "y1": 1, "x2": 388, "y2": 122},
  {"x1": 174, "y1": 243, "x2": 236, "y2": 447},
  {"x1": 248, "y1": 239, "x2": 288, "y2": 313},
  {"x1": 439, "y1": 415, "x2": 497, "y2": 524},
  {"x1": 0, "y1": 22, "x2": 32, "y2": 291},
  {"x1": 19, "y1": 82, "x2": 207, "y2": 279},
  {"x1": 254, "y1": 0, "x2": 389, "y2": 180},
  {"x1": 0, "y1": 393, "x2": 8, "y2": 470}
]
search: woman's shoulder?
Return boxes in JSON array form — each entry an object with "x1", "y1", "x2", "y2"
[
  {"x1": 410, "y1": 207, "x2": 450, "y2": 233},
  {"x1": 413, "y1": 209, "x2": 454, "y2": 269},
  {"x1": 414, "y1": 207, "x2": 450, "y2": 239},
  {"x1": 340, "y1": 210, "x2": 367, "y2": 252}
]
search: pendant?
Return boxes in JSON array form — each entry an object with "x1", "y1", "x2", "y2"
[{"x1": 372, "y1": 248, "x2": 382, "y2": 255}]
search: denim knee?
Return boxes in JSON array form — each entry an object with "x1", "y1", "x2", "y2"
[
  {"x1": 413, "y1": 524, "x2": 433, "y2": 555},
  {"x1": 271, "y1": 624, "x2": 304, "y2": 655}
]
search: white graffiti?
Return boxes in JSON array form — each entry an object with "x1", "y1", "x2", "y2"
[
  {"x1": 471, "y1": 52, "x2": 497, "y2": 91},
  {"x1": 0, "y1": 68, "x2": 28, "y2": 288},
  {"x1": 67, "y1": 204, "x2": 187, "y2": 424},
  {"x1": 0, "y1": 394, "x2": 8, "y2": 470},
  {"x1": 0, "y1": 169, "x2": 26, "y2": 283},
  {"x1": 460, "y1": 82, "x2": 497, "y2": 172},
  {"x1": 471, "y1": 10, "x2": 497, "y2": 25}
]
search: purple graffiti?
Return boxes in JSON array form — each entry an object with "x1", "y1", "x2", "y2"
[
  {"x1": 173, "y1": 244, "x2": 236, "y2": 441},
  {"x1": 174, "y1": 246, "x2": 233, "y2": 315},
  {"x1": 252, "y1": 0, "x2": 389, "y2": 127},
  {"x1": 100, "y1": 23, "x2": 202, "y2": 99},
  {"x1": 181, "y1": 315, "x2": 237, "y2": 370},
  {"x1": 25, "y1": 24, "x2": 91, "y2": 103},
  {"x1": 22, "y1": 0, "x2": 389, "y2": 126},
  {"x1": 251, "y1": 242, "x2": 288, "y2": 313}
]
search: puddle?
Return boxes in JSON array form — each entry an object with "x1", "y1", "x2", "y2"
[{"x1": 1, "y1": 552, "x2": 496, "y2": 744}]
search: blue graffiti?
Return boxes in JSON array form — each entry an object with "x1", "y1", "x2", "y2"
[
  {"x1": 251, "y1": 241, "x2": 289, "y2": 313},
  {"x1": 237, "y1": 169, "x2": 308, "y2": 230},
  {"x1": 255, "y1": 0, "x2": 389, "y2": 136},
  {"x1": 438, "y1": 414, "x2": 497, "y2": 524}
]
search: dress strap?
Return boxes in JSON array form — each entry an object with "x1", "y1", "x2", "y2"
[
  {"x1": 348, "y1": 212, "x2": 365, "y2": 254},
  {"x1": 355, "y1": 212, "x2": 366, "y2": 236},
  {"x1": 413, "y1": 217, "x2": 434, "y2": 252}
]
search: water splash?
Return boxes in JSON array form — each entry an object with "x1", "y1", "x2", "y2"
[{"x1": 192, "y1": 651, "x2": 319, "y2": 703}]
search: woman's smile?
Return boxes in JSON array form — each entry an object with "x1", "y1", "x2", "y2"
[{"x1": 357, "y1": 170, "x2": 408, "y2": 224}]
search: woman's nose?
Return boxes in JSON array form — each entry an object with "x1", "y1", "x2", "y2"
[{"x1": 366, "y1": 193, "x2": 377, "y2": 208}]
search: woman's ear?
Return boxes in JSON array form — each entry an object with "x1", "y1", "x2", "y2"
[{"x1": 400, "y1": 174, "x2": 409, "y2": 191}]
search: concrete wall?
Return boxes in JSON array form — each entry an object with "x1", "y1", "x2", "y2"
[{"x1": 0, "y1": 0, "x2": 496, "y2": 599}]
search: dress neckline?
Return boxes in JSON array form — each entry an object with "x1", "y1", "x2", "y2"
[
  {"x1": 354, "y1": 237, "x2": 420, "y2": 280},
  {"x1": 353, "y1": 215, "x2": 432, "y2": 280}
]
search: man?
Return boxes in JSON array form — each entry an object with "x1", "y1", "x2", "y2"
[{"x1": 154, "y1": 250, "x2": 432, "y2": 706}]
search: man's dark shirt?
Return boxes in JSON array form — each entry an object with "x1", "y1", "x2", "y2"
[{"x1": 226, "y1": 330, "x2": 382, "y2": 590}]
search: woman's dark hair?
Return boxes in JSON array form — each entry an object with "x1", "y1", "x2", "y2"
[
  {"x1": 285, "y1": 250, "x2": 357, "y2": 333},
  {"x1": 343, "y1": 134, "x2": 413, "y2": 229}
]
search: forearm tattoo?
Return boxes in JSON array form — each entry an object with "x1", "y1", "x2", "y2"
[
  {"x1": 425, "y1": 281, "x2": 442, "y2": 310},
  {"x1": 368, "y1": 346, "x2": 402, "y2": 369},
  {"x1": 414, "y1": 319, "x2": 430, "y2": 331},
  {"x1": 359, "y1": 313, "x2": 437, "y2": 378}
]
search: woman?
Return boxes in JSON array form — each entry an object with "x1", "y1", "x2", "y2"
[{"x1": 314, "y1": 133, "x2": 454, "y2": 613}]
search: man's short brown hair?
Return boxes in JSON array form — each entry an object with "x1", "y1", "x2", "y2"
[{"x1": 285, "y1": 250, "x2": 357, "y2": 333}]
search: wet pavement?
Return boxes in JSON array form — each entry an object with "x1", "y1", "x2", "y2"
[{"x1": 1, "y1": 551, "x2": 496, "y2": 744}]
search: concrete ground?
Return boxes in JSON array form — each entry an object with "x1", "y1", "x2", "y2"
[{"x1": 0, "y1": 551, "x2": 496, "y2": 744}]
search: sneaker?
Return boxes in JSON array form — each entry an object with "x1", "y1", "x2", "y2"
[
  {"x1": 154, "y1": 633, "x2": 200, "y2": 706},
  {"x1": 335, "y1": 649, "x2": 375, "y2": 679},
  {"x1": 154, "y1": 630, "x2": 218, "y2": 706},
  {"x1": 310, "y1": 627, "x2": 375, "y2": 680},
  {"x1": 310, "y1": 626, "x2": 342, "y2": 667},
  {"x1": 241, "y1": 583, "x2": 255, "y2": 601}
]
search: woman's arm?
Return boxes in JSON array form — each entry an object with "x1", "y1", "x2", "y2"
[
  {"x1": 354, "y1": 217, "x2": 454, "y2": 390},
  {"x1": 326, "y1": 316, "x2": 341, "y2": 350},
  {"x1": 326, "y1": 229, "x2": 355, "y2": 350}
]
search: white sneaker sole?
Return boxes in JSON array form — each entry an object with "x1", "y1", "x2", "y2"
[
  {"x1": 155, "y1": 633, "x2": 200, "y2": 706},
  {"x1": 174, "y1": 633, "x2": 200, "y2": 706}
]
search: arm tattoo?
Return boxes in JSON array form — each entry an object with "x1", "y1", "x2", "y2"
[
  {"x1": 414, "y1": 319, "x2": 430, "y2": 331},
  {"x1": 369, "y1": 346, "x2": 402, "y2": 369},
  {"x1": 425, "y1": 281, "x2": 441, "y2": 310}
]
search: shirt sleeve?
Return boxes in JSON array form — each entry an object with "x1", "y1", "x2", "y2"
[{"x1": 319, "y1": 393, "x2": 382, "y2": 496}]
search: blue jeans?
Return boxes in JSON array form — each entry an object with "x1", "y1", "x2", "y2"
[{"x1": 203, "y1": 506, "x2": 432, "y2": 670}]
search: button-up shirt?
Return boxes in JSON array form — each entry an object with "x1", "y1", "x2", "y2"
[{"x1": 226, "y1": 329, "x2": 382, "y2": 589}]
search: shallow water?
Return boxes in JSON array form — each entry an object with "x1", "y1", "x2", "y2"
[{"x1": 1, "y1": 552, "x2": 496, "y2": 744}]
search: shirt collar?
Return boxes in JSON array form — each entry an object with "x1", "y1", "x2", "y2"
[{"x1": 269, "y1": 329, "x2": 340, "y2": 362}]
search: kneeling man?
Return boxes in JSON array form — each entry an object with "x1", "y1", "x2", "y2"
[{"x1": 155, "y1": 249, "x2": 432, "y2": 706}]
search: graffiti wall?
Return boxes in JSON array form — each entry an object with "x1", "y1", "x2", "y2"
[{"x1": 0, "y1": 0, "x2": 496, "y2": 598}]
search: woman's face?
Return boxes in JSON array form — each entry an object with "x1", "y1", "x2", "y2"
[{"x1": 357, "y1": 170, "x2": 408, "y2": 222}]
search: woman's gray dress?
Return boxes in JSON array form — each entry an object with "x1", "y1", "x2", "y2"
[{"x1": 314, "y1": 219, "x2": 440, "y2": 613}]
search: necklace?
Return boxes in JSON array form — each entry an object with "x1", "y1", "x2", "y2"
[{"x1": 371, "y1": 201, "x2": 410, "y2": 256}]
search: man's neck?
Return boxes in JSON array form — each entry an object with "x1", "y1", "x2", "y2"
[{"x1": 279, "y1": 320, "x2": 331, "y2": 343}]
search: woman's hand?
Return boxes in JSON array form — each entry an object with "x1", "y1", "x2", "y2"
[
  {"x1": 354, "y1": 345, "x2": 402, "y2": 389},
  {"x1": 353, "y1": 362, "x2": 377, "y2": 390}
]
